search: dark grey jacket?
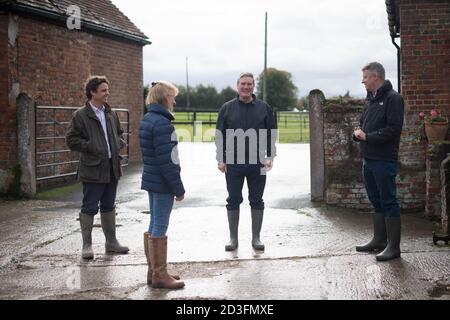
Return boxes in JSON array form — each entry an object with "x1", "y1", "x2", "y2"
[
  {"x1": 354, "y1": 80, "x2": 404, "y2": 162},
  {"x1": 215, "y1": 95, "x2": 277, "y2": 165},
  {"x1": 66, "y1": 102, "x2": 126, "y2": 183}
]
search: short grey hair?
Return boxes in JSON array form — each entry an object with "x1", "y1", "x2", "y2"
[
  {"x1": 237, "y1": 72, "x2": 255, "y2": 85},
  {"x1": 362, "y1": 62, "x2": 385, "y2": 80}
]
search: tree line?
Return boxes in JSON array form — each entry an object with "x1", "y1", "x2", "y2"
[{"x1": 143, "y1": 67, "x2": 356, "y2": 112}]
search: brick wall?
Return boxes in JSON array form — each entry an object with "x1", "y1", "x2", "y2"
[
  {"x1": 1, "y1": 14, "x2": 144, "y2": 193},
  {"x1": 17, "y1": 17, "x2": 144, "y2": 160},
  {"x1": 400, "y1": 0, "x2": 450, "y2": 118},
  {"x1": 398, "y1": 0, "x2": 450, "y2": 216},
  {"x1": 322, "y1": 102, "x2": 370, "y2": 210},
  {"x1": 0, "y1": 13, "x2": 16, "y2": 194},
  {"x1": 317, "y1": 98, "x2": 427, "y2": 212}
]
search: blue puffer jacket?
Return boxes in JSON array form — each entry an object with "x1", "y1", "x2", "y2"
[{"x1": 139, "y1": 104, "x2": 185, "y2": 197}]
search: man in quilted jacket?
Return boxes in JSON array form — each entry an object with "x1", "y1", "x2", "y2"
[{"x1": 66, "y1": 76, "x2": 129, "y2": 260}]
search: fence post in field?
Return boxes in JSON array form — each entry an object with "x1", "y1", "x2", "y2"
[
  {"x1": 193, "y1": 111, "x2": 197, "y2": 137},
  {"x1": 300, "y1": 115, "x2": 303, "y2": 142}
]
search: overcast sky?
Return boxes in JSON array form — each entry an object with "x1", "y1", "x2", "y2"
[{"x1": 110, "y1": 0, "x2": 398, "y2": 98}]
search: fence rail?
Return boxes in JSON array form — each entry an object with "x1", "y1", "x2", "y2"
[
  {"x1": 35, "y1": 106, "x2": 130, "y2": 183},
  {"x1": 171, "y1": 110, "x2": 309, "y2": 143}
]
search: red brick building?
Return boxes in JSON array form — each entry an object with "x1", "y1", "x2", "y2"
[
  {"x1": 0, "y1": 0, "x2": 150, "y2": 196},
  {"x1": 387, "y1": 0, "x2": 450, "y2": 217}
]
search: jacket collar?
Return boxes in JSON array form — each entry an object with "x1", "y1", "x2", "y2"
[
  {"x1": 237, "y1": 93, "x2": 257, "y2": 105},
  {"x1": 85, "y1": 101, "x2": 112, "y2": 120},
  {"x1": 366, "y1": 80, "x2": 393, "y2": 101},
  {"x1": 147, "y1": 103, "x2": 175, "y2": 120}
]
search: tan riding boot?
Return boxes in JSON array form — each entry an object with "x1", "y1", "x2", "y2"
[
  {"x1": 149, "y1": 236, "x2": 185, "y2": 289},
  {"x1": 143, "y1": 232, "x2": 180, "y2": 285}
]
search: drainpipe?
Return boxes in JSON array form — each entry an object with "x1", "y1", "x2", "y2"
[{"x1": 391, "y1": 36, "x2": 401, "y2": 94}]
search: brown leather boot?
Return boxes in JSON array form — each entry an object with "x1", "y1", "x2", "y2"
[
  {"x1": 149, "y1": 235, "x2": 185, "y2": 289},
  {"x1": 143, "y1": 232, "x2": 180, "y2": 285}
]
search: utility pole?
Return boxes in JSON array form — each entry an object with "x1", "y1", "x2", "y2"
[
  {"x1": 186, "y1": 56, "x2": 190, "y2": 110},
  {"x1": 263, "y1": 12, "x2": 268, "y2": 102}
]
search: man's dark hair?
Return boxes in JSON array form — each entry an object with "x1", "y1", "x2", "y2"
[{"x1": 85, "y1": 76, "x2": 110, "y2": 99}]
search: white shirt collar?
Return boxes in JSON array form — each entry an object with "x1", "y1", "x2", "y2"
[{"x1": 89, "y1": 102, "x2": 104, "y2": 112}]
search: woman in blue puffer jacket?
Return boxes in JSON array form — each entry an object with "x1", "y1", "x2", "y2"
[{"x1": 139, "y1": 80, "x2": 185, "y2": 290}]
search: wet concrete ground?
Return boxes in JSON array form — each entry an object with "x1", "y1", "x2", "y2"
[{"x1": 0, "y1": 143, "x2": 448, "y2": 300}]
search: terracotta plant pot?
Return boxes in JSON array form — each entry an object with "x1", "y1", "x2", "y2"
[{"x1": 425, "y1": 121, "x2": 449, "y2": 142}]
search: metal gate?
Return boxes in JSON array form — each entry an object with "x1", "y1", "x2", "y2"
[
  {"x1": 172, "y1": 109, "x2": 310, "y2": 143},
  {"x1": 35, "y1": 106, "x2": 130, "y2": 186}
]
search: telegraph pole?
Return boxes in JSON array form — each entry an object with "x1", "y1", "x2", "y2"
[{"x1": 263, "y1": 12, "x2": 268, "y2": 102}]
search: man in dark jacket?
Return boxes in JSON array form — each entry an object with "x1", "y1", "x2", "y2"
[
  {"x1": 66, "y1": 76, "x2": 129, "y2": 260},
  {"x1": 353, "y1": 62, "x2": 404, "y2": 261},
  {"x1": 215, "y1": 72, "x2": 277, "y2": 252}
]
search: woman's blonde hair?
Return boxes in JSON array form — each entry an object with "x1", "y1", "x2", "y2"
[{"x1": 145, "y1": 80, "x2": 179, "y2": 107}]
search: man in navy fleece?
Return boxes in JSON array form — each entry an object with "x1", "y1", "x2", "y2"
[
  {"x1": 215, "y1": 72, "x2": 277, "y2": 252},
  {"x1": 353, "y1": 62, "x2": 404, "y2": 261}
]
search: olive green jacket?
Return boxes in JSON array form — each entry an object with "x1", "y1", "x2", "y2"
[{"x1": 66, "y1": 102, "x2": 126, "y2": 183}]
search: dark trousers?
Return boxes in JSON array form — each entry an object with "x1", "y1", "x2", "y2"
[
  {"x1": 225, "y1": 164, "x2": 266, "y2": 210},
  {"x1": 363, "y1": 158, "x2": 400, "y2": 217},
  {"x1": 81, "y1": 160, "x2": 118, "y2": 215}
]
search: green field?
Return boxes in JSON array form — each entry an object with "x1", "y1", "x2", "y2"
[{"x1": 172, "y1": 111, "x2": 309, "y2": 143}]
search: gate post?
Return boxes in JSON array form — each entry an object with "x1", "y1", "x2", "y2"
[
  {"x1": 309, "y1": 89, "x2": 325, "y2": 201},
  {"x1": 17, "y1": 93, "x2": 36, "y2": 197}
]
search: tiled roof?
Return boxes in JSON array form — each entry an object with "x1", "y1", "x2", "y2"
[{"x1": 2, "y1": 0, "x2": 150, "y2": 44}]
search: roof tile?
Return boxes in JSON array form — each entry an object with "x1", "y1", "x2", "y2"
[{"x1": 11, "y1": 0, "x2": 147, "y2": 39}]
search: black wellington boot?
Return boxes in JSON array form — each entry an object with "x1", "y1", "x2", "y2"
[
  {"x1": 79, "y1": 213, "x2": 94, "y2": 260},
  {"x1": 251, "y1": 208, "x2": 265, "y2": 251},
  {"x1": 376, "y1": 216, "x2": 401, "y2": 261},
  {"x1": 225, "y1": 209, "x2": 239, "y2": 251},
  {"x1": 100, "y1": 211, "x2": 129, "y2": 254},
  {"x1": 356, "y1": 213, "x2": 387, "y2": 252}
]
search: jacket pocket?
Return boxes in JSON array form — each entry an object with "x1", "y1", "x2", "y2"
[{"x1": 79, "y1": 154, "x2": 102, "y2": 180}]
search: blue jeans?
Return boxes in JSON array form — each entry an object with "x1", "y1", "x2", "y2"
[
  {"x1": 225, "y1": 164, "x2": 267, "y2": 210},
  {"x1": 363, "y1": 159, "x2": 400, "y2": 217},
  {"x1": 148, "y1": 192, "x2": 174, "y2": 237}
]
